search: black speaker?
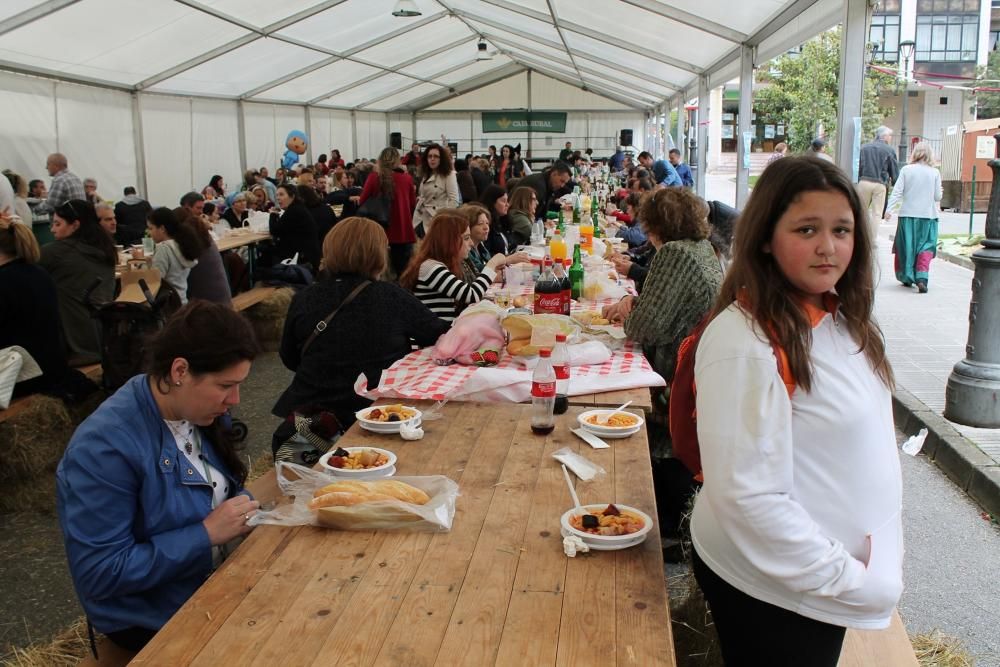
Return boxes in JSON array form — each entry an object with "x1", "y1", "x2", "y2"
[
  {"x1": 448, "y1": 142, "x2": 458, "y2": 156},
  {"x1": 390, "y1": 132, "x2": 402, "y2": 149},
  {"x1": 619, "y1": 129, "x2": 633, "y2": 147}
]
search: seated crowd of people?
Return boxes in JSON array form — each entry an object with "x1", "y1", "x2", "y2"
[{"x1": 2, "y1": 140, "x2": 906, "y2": 664}]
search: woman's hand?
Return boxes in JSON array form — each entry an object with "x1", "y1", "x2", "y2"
[
  {"x1": 348, "y1": 195, "x2": 360, "y2": 203},
  {"x1": 486, "y1": 253, "x2": 508, "y2": 270},
  {"x1": 883, "y1": 212, "x2": 892, "y2": 221},
  {"x1": 610, "y1": 254, "x2": 633, "y2": 276},
  {"x1": 203, "y1": 495, "x2": 259, "y2": 546},
  {"x1": 602, "y1": 295, "x2": 635, "y2": 324},
  {"x1": 505, "y1": 251, "x2": 531, "y2": 266}
]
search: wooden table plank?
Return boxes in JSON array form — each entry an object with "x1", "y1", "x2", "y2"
[
  {"x1": 839, "y1": 610, "x2": 918, "y2": 667},
  {"x1": 493, "y1": 425, "x2": 578, "y2": 666},
  {"x1": 570, "y1": 386, "x2": 653, "y2": 412},
  {"x1": 216, "y1": 231, "x2": 270, "y2": 252},
  {"x1": 373, "y1": 404, "x2": 525, "y2": 667},
  {"x1": 555, "y1": 409, "x2": 619, "y2": 666},
  {"x1": 613, "y1": 413, "x2": 676, "y2": 666},
  {"x1": 432, "y1": 406, "x2": 548, "y2": 666}
]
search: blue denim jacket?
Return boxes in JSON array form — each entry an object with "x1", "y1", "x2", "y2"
[{"x1": 56, "y1": 375, "x2": 248, "y2": 633}]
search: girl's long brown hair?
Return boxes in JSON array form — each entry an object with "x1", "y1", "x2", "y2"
[
  {"x1": 710, "y1": 156, "x2": 893, "y2": 392},
  {"x1": 398, "y1": 212, "x2": 467, "y2": 290},
  {"x1": 376, "y1": 146, "x2": 400, "y2": 198}
]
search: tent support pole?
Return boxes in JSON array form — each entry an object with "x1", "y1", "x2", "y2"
[
  {"x1": 696, "y1": 76, "x2": 709, "y2": 198},
  {"x1": 132, "y1": 92, "x2": 148, "y2": 198},
  {"x1": 835, "y1": 0, "x2": 872, "y2": 174},
  {"x1": 304, "y1": 105, "x2": 313, "y2": 165},
  {"x1": 237, "y1": 100, "x2": 248, "y2": 173},
  {"x1": 351, "y1": 110, "x2": 358, "y2": 161},
  {"x1": 526, "y1": 69, "x2": 532, "y2": 160},
  {"x1": 735, "y1": 44, "x2": 754, "y2": 209}
]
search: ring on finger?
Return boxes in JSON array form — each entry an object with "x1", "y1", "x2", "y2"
[{"x1": 243, "y1": 512, "x2": 249, "y2": 521}]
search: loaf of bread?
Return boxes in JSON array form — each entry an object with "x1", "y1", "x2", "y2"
[{"x1": 309, "y1": 479, "x2": 430, "y2": 509}]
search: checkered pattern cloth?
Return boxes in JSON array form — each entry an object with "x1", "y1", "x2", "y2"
[{"x1": 354, "y1": 283, "x2": 665, "y2": 403}]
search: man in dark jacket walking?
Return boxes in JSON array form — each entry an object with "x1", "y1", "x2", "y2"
[{"x1": 856, "y1": 125, "x2": 899, "y2": 234}]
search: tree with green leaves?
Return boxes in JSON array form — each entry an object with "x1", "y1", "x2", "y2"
[
  {"x1": 756, "y1": 27, "x2": 896, "y2": 152},
  {"x1": 975, "y1": 48, "x2": 1000, "y2": 120}
]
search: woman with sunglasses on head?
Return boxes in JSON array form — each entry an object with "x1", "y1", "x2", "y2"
[
  {"x1": 38, "y1": 199, "x2": 116, "y2": 365},
  {"x1": 58, "y1": 301, "x2": 261, "y2": 656},
  {"x1": 412, "y1": 143, "x2": 459, "y2": 238},
  {"x1": 689, "y1": 156, "x2": 900, "y2": 666}
]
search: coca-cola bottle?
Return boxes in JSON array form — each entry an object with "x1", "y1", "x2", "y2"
[
  {"x1": 552, "y1": 260, "x2": 571, "y2": 316},
  {"x1": 552, "y1": 333, "x2": 570, "y2": 415},
  {"x1": 533, "y1": 257, "x2": 562, "y2": 315},
  {"x1": 531, "y1": 348, "x2": 556, "y2": 434}
]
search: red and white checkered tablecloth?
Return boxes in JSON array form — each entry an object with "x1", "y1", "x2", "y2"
[{"x1": 354, "y1": 285, "x2": 664, "y2": 403}]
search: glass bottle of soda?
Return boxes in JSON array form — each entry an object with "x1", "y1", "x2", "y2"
[
  {"x1": 569, "y1": 243, "x2": 585, "y2": 300},
  {"x1": 561, "y1": 259, "x2": 572, "y2": 315},
  {"x1": 552, "y1": 333, "x2": 570, "y2": 415},
  {"x1": 552, "y1": 259, "x2": 571, "y2": 316},
  {"x1": 533, "y1": 257, "x2": 562, "y2": 315},
  {"x1": 531, "y1": 348, "x2": 556, "y2": 434}
]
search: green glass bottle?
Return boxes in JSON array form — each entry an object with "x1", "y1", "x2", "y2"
[
  {"x1": 570, "y1": 243, "x2": 584, "y2": 300},
  {"x1": 592, "y1": 211, "x2": 602, "y2": 239},
  {"x1": 590, "y1": 195, "x2": 598, "y2": 215},
  {"x1": 557, "y1": 209, "x2": 565, "y2": 233},
  {"x1": 572, "y1": 196, "x2": 581, "y2": 225}
]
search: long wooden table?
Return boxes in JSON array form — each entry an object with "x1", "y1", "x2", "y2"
[
  {"x1": 132, "y1": 401, "x2": 675, "y2": 666},
  {"x1": 216, "y1": 230, "x2": 271, "y2": 252}
]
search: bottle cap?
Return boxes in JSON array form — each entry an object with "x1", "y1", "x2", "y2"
[
  {"x1": 556, "y1": 333, "x2": 567, "y2": 342},
  {"x1": 539, "y1": 348, "x2": 552, "y2": 357}
]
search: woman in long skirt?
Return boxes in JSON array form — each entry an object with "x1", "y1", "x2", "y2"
[{"x1": 884, "y1": 142, "x2": 941, "y2": 293}]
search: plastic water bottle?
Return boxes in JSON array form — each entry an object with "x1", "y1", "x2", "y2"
[
  {"x1": 552, "y1": 333, "x2": 570, "y2": 415},
  {"x1": 142, "y1": 234, "x2": 155, "y2": 257},
  {"x1": 531, "y1": 348, "x2": 556, "y2": 435}
]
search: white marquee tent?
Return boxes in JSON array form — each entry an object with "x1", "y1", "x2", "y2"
[{"x1": 0, "y1": 0, "x2": 854, "y2": 206}]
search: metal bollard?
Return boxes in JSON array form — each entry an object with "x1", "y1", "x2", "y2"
[{"x1": 945, "y1": 133, "x2": 1000, "y2": 427}]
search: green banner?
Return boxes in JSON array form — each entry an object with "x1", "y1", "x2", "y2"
[{"x1": 481, "y1": 111, "x2": 567, "y2": 133}]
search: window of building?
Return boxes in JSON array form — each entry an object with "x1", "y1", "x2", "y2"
[
  {"x1": 991, "y1": 30, "x2": 1000, "y2": 51},
  {"x1": 915, "y1": 8, "x2": 979, "y2": 62},
  {"x1": 870, "y1": 14, "x2": 901, "y2": 62}
]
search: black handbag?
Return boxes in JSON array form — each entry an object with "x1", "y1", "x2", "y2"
[{"x1": 356, "y1": 193, "x2": 392, "y2": 229}]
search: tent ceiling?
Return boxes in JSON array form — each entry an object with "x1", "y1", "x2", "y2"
[{"x1": 0, "y1": 0, "x2": 836, "y2": 111}]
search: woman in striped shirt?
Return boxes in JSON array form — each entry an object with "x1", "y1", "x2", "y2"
[{"x1": 399, "y1": 212, "x2": 524, "y2": 322}]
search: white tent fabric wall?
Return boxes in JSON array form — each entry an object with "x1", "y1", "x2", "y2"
[
  {"x1": 190, "y1": 98, "x2": 242, "y2": 200},
  {"x1": 140, "y1": 94, "x2": 193, "y2": 207},
  {"x1": 354, "y1": 111, "x2": 389, "y2": 161},
  {"x1": 243, "y1": 103, "x2": 307, "y2": 179},
  {"x1": 308, "y1": 108, "x2": 354, "y2": 166},
  {"x1": 0, "y1": 71, "x2": 56, "y2": 187}
]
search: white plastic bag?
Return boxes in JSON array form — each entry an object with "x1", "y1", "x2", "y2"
[{"x1": 248, "y1": 462, "x2": 459, "y2": 532}]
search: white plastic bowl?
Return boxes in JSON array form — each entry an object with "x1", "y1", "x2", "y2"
[
  {"x1": 319, "y1": 447, "x2": 397, "y2": 477},
  {"x1": 355, "y1": 406, "x2": 422, "y2": 433},
  {"x1": 560, "y1": 503, "x2": 653, "y2": 547},
  {"x1": 577, "y1": 409, "x2": 644, "y2": 434}
]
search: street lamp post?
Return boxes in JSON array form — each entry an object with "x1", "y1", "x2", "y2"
[
  {"x1": 898, "y1": 40, "x2": 916, "y2": 162},
  {"x1": 945, "y1": 134, "x2": 1000, "y2": 427}
]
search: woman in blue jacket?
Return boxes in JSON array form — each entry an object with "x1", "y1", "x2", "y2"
[{"x1": 57, "y1": 301, "x2": 262, "y2": 654}]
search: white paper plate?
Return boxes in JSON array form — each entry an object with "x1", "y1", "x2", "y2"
[
  {"x1": 580, "y1": 423, "x2": 641, "y2": 439},
  {"x1": 355, "y1": 406, "x2": 422, "y2": 434},
  {"x1": 560, "y1": 527, "x2": 647, "y2": 551},
  {"x1": 577, "y1": 409, "x2": 644, "y2": 435},
  {"x1": 318, "y1": 447, "x2": 397, "y2": 478},
  {"x1": 560, "y1": 503, "x2": 653, "y2": 550}
]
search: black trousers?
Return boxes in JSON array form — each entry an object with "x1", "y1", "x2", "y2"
[
  {"x1": 692, "y1": 548, "x2": 847, "y2": 667},
  {"x1": 388, "y1": 242, "x2": 413, "y2": 280}
]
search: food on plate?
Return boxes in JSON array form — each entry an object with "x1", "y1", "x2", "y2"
[
  {"x1": 585, "y1": 412, "x2": 639, "y2": 428},
  {"x1": 569, "y1": 504, "x2": 644, "y2": 536},
  {"x1": 364, "y1": 404, "x2": 417, "y2": 422},
  {"x1": 309, "y1": 479, "x2": 430, "y2": 509},
  {"x1": 573, "y1": 311, "x2": 611, "y2": 327},
  {"x1": 512, "y1": 295, "x2": 529, "y2": 308},
  {"x1": 325, "y1": 447, "x2": 389, "y2": 470}
]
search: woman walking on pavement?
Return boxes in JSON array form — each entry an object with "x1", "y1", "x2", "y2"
[{"x1": 884, "y1": 142, "x2": 941, "y2": 293}]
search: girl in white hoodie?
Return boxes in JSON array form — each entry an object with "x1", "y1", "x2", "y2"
[{"x1": 690, "y1": 156, "x2": 900, "y2": 665}]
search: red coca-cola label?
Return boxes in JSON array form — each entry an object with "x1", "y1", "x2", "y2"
[
  {"x1": 534, "y1": 292, "x2": 562, "y2": 314},
  {"x1": 532, "y1": 380, "x2": 556, "y2": 397},
  {"x1": 554, "y1": 364, "x2": 570, "y2": 380}
]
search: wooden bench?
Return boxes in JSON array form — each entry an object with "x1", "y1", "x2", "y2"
[
  {"x1": 839, "y1": 610, "x2": 919, "y2": 666},
  {"x1": 231, "y1": 285, "x2": 277, "y2": 312}
]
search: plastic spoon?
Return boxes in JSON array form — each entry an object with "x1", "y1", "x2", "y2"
[
  {"x1": 597, "y1": 399, "x2": 633, "y2": 425},
  {"x1": 421, "y1": 397, "x2": 450, "y2": 421},
  {"x1": 561, "y1": 464, "x2": 582, "y2": 510}
]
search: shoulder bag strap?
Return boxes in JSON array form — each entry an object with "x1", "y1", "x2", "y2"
[{"x1": 300, "y1": 280, "x2": 371, "y2": 356}]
